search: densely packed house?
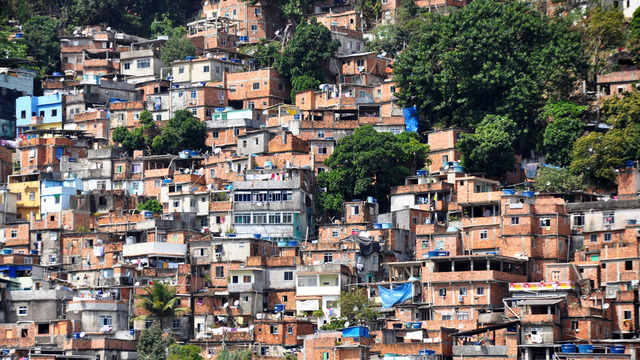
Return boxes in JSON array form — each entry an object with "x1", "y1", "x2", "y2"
[{"x1": 1, "y1": 1, "x2": 640, "y2": 360}]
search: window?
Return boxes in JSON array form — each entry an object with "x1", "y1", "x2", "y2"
[
  {"x1": 318, "y1": 144, "x2": 328, "y2": 154},
  {"x1": 252, "y1": 82, "x2": 260, "y2": 90},
  {"x1": 574, "y1": 213, "x2": 585, "y2": 226},
  {"x1": 131, "y1": 164, "x2": 141, "y2": 173},
  {"x1": 282, "y1": 191, "x2": 293, "y2": 201},
  {"x1": 282, "y1": 213, "x2": 293, "y2": 223},
  {"x1": 551, "y1": 270, "x2": 561, "y2": 281},
  {"x1": 332, "y1": 230, "x2": 339, "y2": 237},
  {"x1": 476, "y1": 287, "x2": 485, "y2": 296},
  {"x1": 100, "y1": 316, "x2": 112, "y2": 326},
  {"x1": 317, "y1": 130, "x2": 325, "y2": 139},
  {"x1": 480, "y1": 230, "x2": 488, "y2": 240},
  {"x1": 511, "y1": 217, "x2": 519, "y2": 225},
  {"x1": 540, "y1": 218, "x2": 551, "y2": 227},
  {"x1": 624, "y1": 310, "x2": 632, "y2": 320},
  {"x1": 441, "y1": 312, "x2": 452, "y2": 321},
  {"x1": 116, "y1": 165, "x2": 123, "y2": 173},
  {"x1": 18, "y1": 306, "x2": 27, "y2": 316},
  {"x1": 11, "y1": 230, "x2": 17, "y2": 238},
  {"x1": 356, "y1": 59, "x2": 365, "y2": 67},
  {"x1": 191, "y1": 90, "x2": 197, "y2": 99},
  {"x1": 457, "y1": 311, "x2": 470, "y2": 320},
  {"x1": 459, "y1": 287, "x2": 467, "y2": 296},
  {"x1": 571, "y1": 320, "x2": 579, "y2": 330},
  {"x1": 287, "y1": 326, "x2": 293, "y2": 334},
  {"x1": 270, "y1": 325, "x2": 278, "y2": 334},
  {"x1": 247, "y1": 101, "x2": 254, "y2": 109},
  {"x1": 242, "y1": 296, "x2": 249, "y2": 302},
  {"x1": 123, "y1": 62, "x2": 131, "y2": 70},
  {"x1": 172, "y1": 319, "x2": 181, "y2": 329},
  {"x1": 192, "y1": 108, "x2": 198, "y2": 116},
  {"x1": 284, "y1": 271, "x2": 293, "y2": 281},
  {"x1": 255, "y1": 8, "x2": 263, "y2": 16},
  {"x1": 203, "y1": 65, "x2": 210, "y2": 73},
  {"x1": 350, "y1": 205, "x2": 360, "y2": 215},
  {"x1": 590, "y1": 234, "x2": 597, "y2": 243},
  {"x1": 268, "y1": 213, "x2": 281, "y2": 224},
  {"x1": 234, "y1": 213, "x2": 251, "y2": 224},
  {"x1": 279, "y1": 83, "x2": 284, "y2": 91},
  {"x1": 438, "y1": 288, "x2": 447, "y2": 297},
  {"x1": 625, "y1": 260, "x2": 633, "y2": 270},
  {"x1": 137, "y1": 59, "x2": 151, "y2": 69},
  {"x1": 253, "y1": 213, "x2": 267, "y2": 224},
  {"x1": 178, "y1": 66, "x2": 184, "y2": 74},
  {"x1": 250, "y1": 24, "x2": 258, "y2": 33},
  {"x1": 603, "y1": 212, "x2": 615, "y2": 225},
  {"x1": 29, "y1": 192, "x2": 35, "y2": 201},
  {"x1": 51, "y1": 109, "x2": 57, "y2": 117},
  {"x1": 243, "y1": 275, "x2": 252, "y2": 283},
  {"x1": 604, "y1": 233, "x2": 612, "y2": 242},
  {"x1": 324, "y1": 252, "x2": 333, "y2": 263},
  {"x1": 214, "y1": 266, "x2": 225, "y2": 278},
  {"x1": 38, "y1": 323, "x2": 49, "y2": 334}
]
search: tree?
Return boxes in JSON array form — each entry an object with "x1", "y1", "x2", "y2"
[
  {"x1": 138, "y1": 199, "x2": 163, "y2": 214},
  {"x1": 167, "y1": 344, "x2": 203, "y2": 360},
  {"x1": 22, "y1": 15, "x2": 61, "y2": 75},
  {"x1": 276, "y1": 18, "x2": 340, "y2": 98},
  {"x1": 317, "y1": 125, "x2": 429, "y2": 213},
  {"x1": 535, "y1": 166, "x2": 584, "y2": 193},
  {"x1": 135, "y1": 282, "x2": 187, "y2": 330},
  {"x1": 217, "y1": 348, "x2": 253, "y2": 360},
  {"x1": 338, "y1": 289, "x2": 379, "y2": 324},
  {"x1": 161, "y1": 35, "x2": 196, "y2": 66},
  {"x1": 137, "y1": 326, "x2": 174, "y2": 360},
  {"x1": 240, "y1": 0, "x2": 312, "y2": 22},
  {"x1": 291, "y1": 75, "x2": 321, "y2": 101},
  {"x1": 628, "y1": 7, "x2": 640, "y2": 64},
  {"x1": 540, "y1": 101, "x2": 586, "y2": 167},
  {"x1": 393, "y1": 0, "x2": 586, "y2": 138},
  {"x1": 0, "y1": 25, "x2": 28, "y2": 58},
  {"x1": 582, "y1": 6, "x2": 626, "y2": 84},
  {"x1": 457, "y1": 115, "x2": 518, "y2": 178},
  {"x1": 240, "y1": 39, "x2": 281, "y2": 69}
]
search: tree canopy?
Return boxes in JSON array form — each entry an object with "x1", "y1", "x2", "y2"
[
  {"x1": 168, "y1": 344, "x2": 203, "y2": 360},
  {"x1": 138, "y1": 199, "x2": 163, "y2": 214},
  {"x1": 112, "y1": 110, "x2": 207, "y2": 155},
  {"x1": 276, "y1": 19, "x2": 340, "y2": 99},
  {"x1": 160, "y1": 32, "x2": 196, "y2": 66},
  {"x1": 137, "y1": 326, "x2": 175, "y2": 360},
  {"x1": 540, "y1": 101, "x2": 587, "y2": 167},
  {"x1": 457, "y1": 115, "x2": 518, "y2": 178},
  {"x1": 535, "y1": 166, "x2": 584, "y2": 193},
  {"x1": 316, "y1": 126, "x2": 429, "y2": 213},
  {"x1": 135, "y1": 282, "x2": 187, "y2": 330},
  {"x1": 393, "y1": 0, "x2": 587, "y2": 139},
  {"x1": 338, "y1": 289, "x2": 379, "y2": 324},
  {"x1": 22, "y1": 15, "x2": 61, "y2": 75}
]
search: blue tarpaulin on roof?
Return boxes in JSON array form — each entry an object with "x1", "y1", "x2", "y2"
[
  {"x1": 342, "y1": 326, "x2": 369, "y2": 338},
  {"x1": 378, "y1": 282, "x2": 412, "y2": 308},
  {"x1": 402, "y1": 107, "x2": 418, "y2": 132}
]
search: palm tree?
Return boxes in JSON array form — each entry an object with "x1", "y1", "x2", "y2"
[{"x1": 135, "y1": 282, "x2": 187, "y2": 330}]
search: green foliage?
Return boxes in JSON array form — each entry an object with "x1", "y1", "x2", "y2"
[
  {"x1": 22, "y1": 15, "x2": 61, "y2": 75},
  {"x1": 168, "y1": 344, "x2": 203, "y2": 360},
  {"x1": 338, "y1": 289, "x2": 379, "y2": 324},
  {"x1": 291, "y1": 75, "x2": 321, "y2": 101},
  {"x1": 0, "y1": 26, "x2": 28, "y2": 58},
  {"x1": 317, "y1": 125, "x2": 429, "y2": 213},
  {"x1": 240, "y1": 39, "x2": 281, "y2": 69},
  {"x1": 354, "y1": 0, "x2": 381, "y2": 27},
  {"x1": 137, "y1": 326, "x2": 175, "y2": 360},
  {"x1": 540, "y1": 101, "x2": 586, "y2": 167},
  {"x1": 111, "y1": 110, "x2": 207, "y2": 155},
  {"x1": 320, "y1": 318, "x2": 347, "y2": 330},
  {"x1": 535, "y1": 167, "x2": 584, "y2": 193},
  {"x1": 138, "y1": 199, "x2": 163, "y2": 214},
  {"x1": 570, "y1": 93, "x2": 640, "y2": 187},
  {"x1": 393, "y1": 0, "x2": 587, "y2": 137},
  {"x1": 135, "y1": 282, "x2": 187, "y2": 329},
  {"x1": 241, "y1": 0, "x2": 312, "y2": 22},
  {"x1": 582, "y1": 6, "x2": 626, "y2": 82},
  {"x1": 628, "y1": 7, "x2": 640, "y2": 64},
  {"x1": 276, "y1": 18, "x2": 340, "y2": 98},
  {"x1": 217, "y1": 348, "x2": 253, "y2": 360},
  {"x1": 457, "y1": 115, "x2": 518, "y2": 178},
  {"x1": 160, "y1": 35, "x2": 196, "y2": 66}
]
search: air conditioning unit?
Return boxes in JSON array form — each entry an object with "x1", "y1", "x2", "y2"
[
  {"x1": 341, "y1": 244, "x2": 348, "y2": 250},
  {"x1": 215, "y1": 253, "x2": 222, "y2": 260}
]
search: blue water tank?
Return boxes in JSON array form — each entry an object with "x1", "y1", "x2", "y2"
[
  {"x1": 185, "y1": 56, "x2": 196, "y2": 61},
  {"x1": 578, "y1": 345, "x2": 594, "y2": 353},
  {"x1": 274, "y1": 304, "x2": 285, "y2": 312}
]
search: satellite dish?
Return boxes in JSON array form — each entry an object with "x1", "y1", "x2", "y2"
[
  {"x1": 457, "y1": 324, "x2": 464, "y2": 329},
  {"x1": 603, "y1": 303, "x2": 610, "y2": 309},
  {"x1": 134, "y1": 282, "x2": 140, "y2": 286},
  {"x1": 213, "y1": 148, "x2": 221, "y2": 155},
  {"x1": 80, "y1": 332, "x2": 86, "y2": 338},
  {"x1": 106, "y1": 27, "x2": 111, "y2": 31},
  {"x1": 223, "y1": 303, "x2": 229, "y2": 308},
  {"x1": 234, "y1": 300, "x2": 240, "y2": 306},
  {"x1": 46, "y1": 166, "x2": 52, "y2": 173},
  {"x1": 344, "y1": 321, "x2": 350, "y2": 328}
]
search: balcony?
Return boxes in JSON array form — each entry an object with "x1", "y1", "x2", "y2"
[
  {"x1": 522, "y1": 313, "x2": 560, "y2": 325},
  {"x1": 428, "y1": 270, "x2": 527, "y2": 283},
  {"x1": 122, "y1": 242, "x2": 187, "y2": 257}
]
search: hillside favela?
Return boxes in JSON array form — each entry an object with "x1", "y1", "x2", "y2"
[{"x1": 2, "y1": 0, "x2": 640, "y2": 359}]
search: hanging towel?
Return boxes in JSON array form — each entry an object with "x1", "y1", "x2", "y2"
[{"x1": 93, "y1": 246, "x2": 104, "y2": 257}]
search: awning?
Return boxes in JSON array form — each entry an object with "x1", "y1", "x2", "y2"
[
  {"x1": 296, "y1": 299, "x2": 320, "y2": 311},
  {"x1": 214, "y1": 291, "x2": 229, "y2": 296},
  {"x1": 517, "y1": 298, "x2": 564, "y2": 306},
  {"x1": 405, "y1": 331, "x2": 424, "y2": 340}
]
